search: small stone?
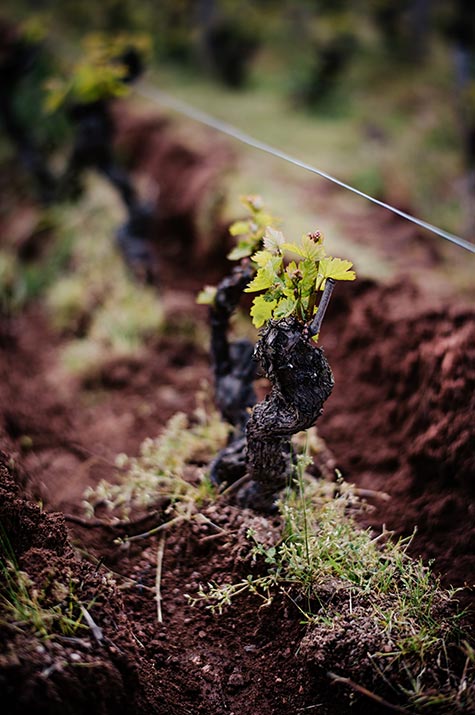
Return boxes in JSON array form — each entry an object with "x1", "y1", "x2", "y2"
[
  {"x1": 228, "y1": 671, "x2": 244, "y2": 687},
  {"x1": 201, "y1": 664, "x2": 218, "y2": 682},
  {"x1": 70, "y1": 653, "x2": 81, "y2": 662}
]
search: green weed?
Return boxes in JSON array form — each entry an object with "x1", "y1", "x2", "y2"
[
  {"x1": 0, "y1": 530, "x2": 88, "y2": 640},
  {"x1": 83, "y1": 397, "x2": 231, "y2": 521}
]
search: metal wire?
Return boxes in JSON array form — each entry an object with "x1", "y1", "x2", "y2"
[{"x1": 138, "y1": 84, "x2": 475, "y2": 255}]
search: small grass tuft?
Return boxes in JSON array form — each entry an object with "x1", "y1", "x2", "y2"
[
  {"x1": 0, "y1": 530, "x2": 88, "y2": 640},
  {"x1": 83, "y1": 397, "x2": 231, "y2": 522}
]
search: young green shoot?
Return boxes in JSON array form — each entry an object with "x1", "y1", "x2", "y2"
[{"x1": 244, "y1": 228, "x2": 355, "y2": 331}]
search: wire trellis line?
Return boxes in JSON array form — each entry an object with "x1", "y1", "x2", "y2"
[{"x1": 137, "y1": 84, "x2": 475, "y2": 255}]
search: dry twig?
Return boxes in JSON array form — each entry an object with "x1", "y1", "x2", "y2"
[
  {"x1": 80, "y1": 605, "x2": 103, "y2": 644},
  {"x1": 155, "y1": 534, "x2": 166, "y2": 624}
]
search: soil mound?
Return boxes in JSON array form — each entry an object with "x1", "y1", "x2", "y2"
[
  {"x1": 321, "y1": 279, "x2": 475, "y2": 595},
  {"x1": 0, "y1": 452, "x2": 170, "y2": 715}
]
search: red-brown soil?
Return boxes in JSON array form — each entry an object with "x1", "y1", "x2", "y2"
[
  {"x1": 1, "y1": 108, "x2": 474, "y2": 715},
  {"x1": 320, "y1": 279, "x2": 475, "y2": 600},
  {"x1": 113, "y1": 103, "x2": 234, "y2": 266},
  {"x1": 1, "y1": 272, "x2": 474, "y2": 714}
]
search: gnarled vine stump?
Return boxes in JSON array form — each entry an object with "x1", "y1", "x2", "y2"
[
  {"x1": 210, "y1": 262, "x2": 257, "y2": 429},
  {"x1": 244, "y1": 317, "x2": 334, "y2": 509},
  {"x1": 211, "y1": 312, "x2": 334, "y2": 510},
  {"x1": 208, "y1": 262, "x2": 258, "y2": 485}
]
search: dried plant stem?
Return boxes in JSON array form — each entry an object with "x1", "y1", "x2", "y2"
[
  {"x1": 218, "y1": 474, "x2": 251, "y2": 496},
  {"x1": 155, "y1": 534, "x2": 166, "y2": 624},
  {"x1": 124, "y1": 514, "x2": 187, "y2": 543},
  {"x1": 80, "y1": 605, "x2": 103, "y2": 643}
]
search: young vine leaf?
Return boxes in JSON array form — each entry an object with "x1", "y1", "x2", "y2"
[
  {"x1": 245, "y1": 229, "x2": 355, "y2": 330},
  {"x1": 196, "y1": 195, "x2": 279, "y2": 307},
  {"x1": 45, "y1": 32, "x2": 151, "y2": 111},
  {"x1": 196, "y1": 195, "x2": 355, "y2": 337},
  {"x1": 227, "y1": 195, "x2": 280, "y2": 261}
]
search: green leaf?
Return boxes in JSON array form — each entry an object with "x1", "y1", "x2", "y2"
[
  {"x1": 273, "y1": 296, "x2": 297, "y2": 319},
  {"x1": 300, "y1": 258, "x2": 318, "y2": 294},
  {"x1": 196, "y1": 285, "x2": 217, "y2": 305},
  {"x1": 282, "y1": 234, "x2": 326, "y2": 261},
  {"x1": 263, "y1": 227, "x2": 285, "y2": 253},
  {"x1": 229, "y1": 220, "x2": 250, "y2": 237},
  {"x1": 244, "y1": 266, "x2": 276, "y2": 293},
  {"x1": 282, "y1": 283, "x2": 297, "y2": 300},
  {"x1": 227, "y1": 243, "x2": 253, "y2": 260},
  {"x1": 250, "y1": 296, "x2": 277, "y2": 328},
  {"x1": 319, "y1": 257, "x2": 356, "y2": 281},
  {"x1": 251, "y1": 249, "x2": 276, "y2": 268}
]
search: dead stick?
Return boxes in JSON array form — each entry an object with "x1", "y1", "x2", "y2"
[
  {"x1": 64, "y1": 510, "x2": 160, "y2": 533},
  {"x1": 327, "y1": 672, "x2": 417, "y2": 715},
  {"x1": 218, "y1": 473, "x2": 251, "y2": 496},
  {"x1": 155, "y1": 534, "x2": 166, "y2": 624},
  {"x1": 124, "y1": 514, "x2": 187, "y2": 543},
  {"x1": 309, "y1": 278, "x2": 336, "y2": 338},
  {"x1": 80, "y1": 605, "x2": 103, "y2": 644}
]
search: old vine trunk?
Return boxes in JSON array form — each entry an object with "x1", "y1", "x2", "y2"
[{"x1": 244, "y1": 317, "x2": 334, "y2": 509}]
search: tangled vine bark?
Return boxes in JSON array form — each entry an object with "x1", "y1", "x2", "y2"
[
  {"x1": 208, "y1": 261, "x2": 258, "y2": 486},
  {"x1": 244, "y1": 317, "x2": 334, "y2": 509},
  {"x1": 210, "y1": 261, "x2": 257, "y2": 428}
]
